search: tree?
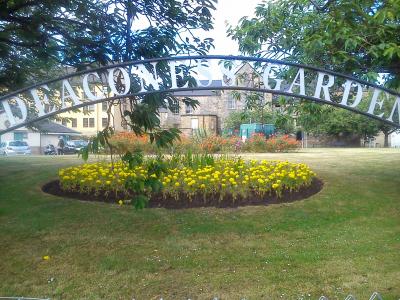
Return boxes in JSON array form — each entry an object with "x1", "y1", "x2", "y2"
[
  {"x1": 229, "y1": 0, "x2": 400, "y2": 145},
  {"x1": 274, "y1": 96, "x2": 381, "y2": 138},
  {"x1": 1, "y1": 0, "x2": 216, "y2": 147},
  {"x1": 0, "y1": 0, "x2": 112, "y2": 91},
  {"x1": 224, "y1": 109, "x2": 275, "y2": 130}
]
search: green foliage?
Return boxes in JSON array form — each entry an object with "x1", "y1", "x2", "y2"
[
  {"x1": 1, "y1": 0, "x2": 216, "y2": 92},
  {"x1": 122, "y1": 151, "x2": 144, "y2": 169},
  {"x1": 182, "y1": 151, "x2": 215, "y2": 168},
  {"x1": 230, "y1": 0, "x2": 400, "y2": 87},
  {"x1": 224, "y1": 110, "x2": 275, "y2": 130},
  {"x1": 121, "y1": 151, "x2": 167, "y2": 209},
  {"x1": 132, "y1": 195, "x2": 149, "y2": 210},
  {"x1": 1, "y1": 0, "x2": 216, "y2": 153},
  {"x1": 229, "y1": 0, "x2": 400, "y2": 139}
]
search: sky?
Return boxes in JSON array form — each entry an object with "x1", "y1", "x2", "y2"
[
  {"x1": 133, "y1": 0, "x2": 262, "y2": 55},
  {"x1": 202, "y1": 0, "x2": 261, "y2": 55}
]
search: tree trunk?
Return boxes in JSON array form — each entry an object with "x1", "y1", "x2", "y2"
[{"x1": 384, "y1": 132, "x2": 389, "y2": 148}]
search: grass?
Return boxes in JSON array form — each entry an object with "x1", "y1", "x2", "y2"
[{"x1": 0, "y1": 148, "x2": 399, "y2": 299}]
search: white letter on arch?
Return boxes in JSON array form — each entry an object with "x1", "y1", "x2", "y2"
[
  {"x1": 387, "y1": 96, "x2": 400, "y2": 123},
  {"x1": 108, "y1": 67, "x2": 131, "y2": 96},
  {"x1": 168, "y1": 60, "x2": 189, "y2": 89},
  {"x1": 340, "y1": 80, "x2": 363, "y2": 108},
  {"x1": 135, "y1": 63, "x2": 160, "y2": 92},
  {"x1": 1, "y1": 97, "x2": 28, "y2": 126},
  {"x1": 61, "y1": 80, "x2": 81, "y2": 108},
  {"x1": 30, "y1": 85, "x2": 55, "y2": 116},
  {"x1": 287, "y1": 68, "x2": 306, "y2": 95},
  {"x1": 195, "y1": 60, "x2": 213, "y2": 88},
  {"x1": 263, "y1": 64, "x2": 283, "y2": 91},
  {"x1": 367, "y1": 88, "x2": 388, "y2": 118},
  {"x1": 83, "y1": 72, "x2": 104, "y2": 101},
  {"x1": 314, "y1": 72, "x2": 334, "y2": 101}
]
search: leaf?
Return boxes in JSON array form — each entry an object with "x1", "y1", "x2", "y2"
[
  {"x1": 79, "y1": 146, "x2": 89, "y2": 162},
  {"x1": 133, "y1": 195, "x2": 149, "y2": 210}
]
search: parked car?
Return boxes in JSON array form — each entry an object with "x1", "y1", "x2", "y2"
[
  {"x1": 63, "y1": 140, "x2": 88, "y2": 154},
  {"x1": 43, "y1": 144, "x2": 57, "y2": 155},
  {"x1": 0, "y1": 140, "x2": 32, "y2": 156}
]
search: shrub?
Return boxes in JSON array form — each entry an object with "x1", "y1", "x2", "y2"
[
  {"x1": 265, "y1": 135, "x2": 300, "y2": 152},
  {"x1": 244, "y1": 134, "x2": 300, "y2": 153},
  {"x1": 108, "y1": 132, "x2": 157, "y2": 154},
  {"x1": 107, "y1": 131, "x2": 300, "y2": 155}
]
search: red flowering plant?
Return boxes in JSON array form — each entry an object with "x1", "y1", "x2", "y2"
[
  {"x1": 108, "y1": 132, "x2": 157, "y2": 154},
  {"x1": 247, "y1": 133, "x2": 268, "y2": 152},
  {"x1": 265, "y1": 135, "x2": 300, "y2": 152}
]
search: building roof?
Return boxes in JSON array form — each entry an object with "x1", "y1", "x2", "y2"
[
  {"x1": 172, "y1": 80, "x2": 222, "y2": 97},
  {"x1": 32, "y1": 120, "x2": 81, "y2": 135}
]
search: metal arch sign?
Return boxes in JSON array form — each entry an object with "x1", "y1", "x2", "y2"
[{"x1": 1, "y1": 54, "x2": 400, "y2": 135}]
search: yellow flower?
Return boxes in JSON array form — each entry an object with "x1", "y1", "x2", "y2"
[
  {"x1": 175, "y1": 182, "x2": 180, "y2": 187},
  {"x1": 118, "y1": 200, "x2": 123, "y2": 206},
  {"x1": 272, "y1": 183, "x2": 279, "y2": 189},
  {"x1": 43, "y1": 255, "x2": 50, "y2": 260},
  {"x1": 105, "y1": 180, "x2": 111, "y2": 185},
  {"x1": 200, "y1": 184, "x2": 206, "y2": 189}
]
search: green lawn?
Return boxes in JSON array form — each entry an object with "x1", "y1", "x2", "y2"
[{"x1": 0, "y1": 149, "x2": 399, "y2": 299}]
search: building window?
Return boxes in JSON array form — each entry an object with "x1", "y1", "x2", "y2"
[
  {"x1": 102, "y1": 118, "x2": 108, "y2": 128},
  {"x1": 83, "y1": 118, "x2": 88, "y2": 128},
  {"x1": 171, "y1": 100, "x2": 180, "y2": 114},
  {"x1": 62, "y1": 119, "x2": 68, "y2": 126},
  {"x1": 210, "y1": 118, "x2": 216, "y2": 130},
  {"x1": 227, "y1": 97, "x2": 236, "y2": 110},
  {"x1": 102, "y1": 102, "x2": 108, "y2": 112},
  {"x1": 44, "y1": 104, "x2": 52, "y2": 113},
  {"x1": 102, "y1": 86, "x2": 108, "y2": 97},
  {"x1": 191, "y1": 118, "x2": 199, "y2": 130},
  {"x1": 83, "y1": 104, "x2": 95, "y2": 112},
  {"x1": 14, "y1": 131, "x2": 28, "y2": 141},
  {"x1": 185, "y1": 103, "x2": 194, "y2": 114},
  {"x1": 71, "y1": 118, "x2": 77, "y2": 128},
  {"x1": 89, "y1": 118, "x2": 95, "y2": 128}
]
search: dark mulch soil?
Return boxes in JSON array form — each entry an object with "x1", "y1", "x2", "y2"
[{"x1": 42, "y1": 178, "x2": 324, "y2": 209}]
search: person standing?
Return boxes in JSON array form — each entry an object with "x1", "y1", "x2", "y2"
[{"x1": 57, "y1": 137, "x2": 65, "y2": 155}]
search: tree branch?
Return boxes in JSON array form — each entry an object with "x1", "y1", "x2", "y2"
[{"x1": 309, "y1": 0, "x2": 335, "y2": 12}]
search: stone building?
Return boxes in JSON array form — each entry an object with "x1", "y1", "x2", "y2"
[{"x1": 160, "y1": 63, "x2": 272, "y2": 136}]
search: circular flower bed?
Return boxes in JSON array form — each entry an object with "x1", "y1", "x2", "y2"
[{"x1": 43, "y1": 156, "x2": 323, "y2": 209}]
